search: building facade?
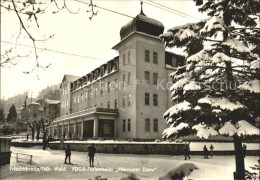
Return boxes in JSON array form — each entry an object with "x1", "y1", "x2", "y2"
[{"x1": 49, "y1": 10, "x2": 185, "y2": 140}]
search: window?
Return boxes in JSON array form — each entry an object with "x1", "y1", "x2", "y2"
[
  {"x1": 122, "y1": 95, "x2": 126, "y2": 107},
  {"x1": 115, "y1": 99, "x2": 117, "y2": 109},
  {"x1": 107, "y1": 101, "x2": 110, "y2": 109},
  {"x1": 108, "y1": 82, "x2": 111, "y2": 92},
  {"x1": 153, "y1": 73, "x2": 158, "y2": 85},
  {"x1": 127, "y1": 94, "x2": 131, "y2": 106},
  {"x1": 100, "y1": 86, "x2": 103, "y2": 96},
  {"x1": 145, "y1": 93, "x2": 150, "y2": 105},
  {"x1": 128, "y1": 51, "x2": 132, "y2": 64},
  {"x1": 74, "y1": 97, "x2": 76, "y2": 104},
  {"x1": 66, "y1": 100, "x2": 69, "y2": 107},
  {"x1": 107, "y1": 63, "x2": 111, "y2": 73},
  {"x1": 123, "y1": 75, "x2": 126, "y2": 88},
  {"x1": 127, "y1": 72, "x2": 131, "y2": 85},
  {"x1": 145, "y1": 118, "x2": 150, "y2": 132},
  {"x1": 90, "y1": 90, "x2": 93, "y2": 98},
  {"x1": 153, "y1": 52, "x2": 158, "y2": 64},
  {"x1": 145, "y1": 71, "x2": 150, "y2": 84},
  {"x1": 114, "y1": 79, "x2": 118, "y2": 89},
  {"x1": 153, "y1": 119, "x2": 158, "y2": 132},
  {"x1": 123, "y1": 54, "x2": 126, "y2": 65},
  {"x1": 128, "y1": 119, "x2": 131, "y2": 131},
  {"x1": 153, "y1": 94, "x2": 158, "y2": 106},
  {"x1": 114, "y1": 60, "x2": 118, "y2": 70},
  {"x1": 81, "y1": 94, "x2": 84, "y2": 101},
  {"x1": 123, "y1": 119, "x2": 126, "y2": 132},
  {"x1": 145, "y1": 50, "x2": 150, "y2": 62}
]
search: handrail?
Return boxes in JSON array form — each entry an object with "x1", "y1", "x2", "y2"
[{"x1": 14, "y1": 152, "x2": 33, "y2": 165}]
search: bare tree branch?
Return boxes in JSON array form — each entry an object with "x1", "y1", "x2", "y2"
[{"x1": 86, "y1": 0, "x2": 98, "y2": 20}]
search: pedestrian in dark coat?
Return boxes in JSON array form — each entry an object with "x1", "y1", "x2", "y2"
[
  {"x1": 88, "y1": 143, "x2": 96, "y2": 167},
  {"x1": 203, "y1": 145, "x2": 209, "y2": 159},
  {"x1": 184, "y1": 142, "x2": 191, "y2": 160},
  {"x1": 210, "y1": 144, "x2": 214, "y2": 157},
  {"x1": 65, "y1": 144, "x2": 71, "y2": 164}
]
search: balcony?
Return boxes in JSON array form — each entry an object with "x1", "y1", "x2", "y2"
[{"x1": 54, "y1": 107, "x2": 118, "y2": 122}]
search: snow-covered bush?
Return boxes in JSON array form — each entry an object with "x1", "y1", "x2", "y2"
[{"x1": 159, "y1": 163, "x2": 198, "y2": 180}]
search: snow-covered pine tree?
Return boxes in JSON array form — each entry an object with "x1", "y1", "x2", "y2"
[{"x1": 160, "y1": 0, "x2": 260, "y2": 180}]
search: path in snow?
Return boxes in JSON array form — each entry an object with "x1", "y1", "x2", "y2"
[{"x1": 0, "y1": 146, "x2": 259, "y2": 180}]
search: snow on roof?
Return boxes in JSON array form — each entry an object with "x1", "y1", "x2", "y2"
[
  {"x1": 198, "y1": 96, "x2": 244, "y2": 111},
  {"x1": 223, "y1": 38, "x2": 250, "y2": 53},
  {"x1": 45, "y1": 99, "x2": 60, "y2": 104},
  {"x1": 192, "y1": 123, "x2": 218, "y2": 139},
  {"x1": 238, "y1": 79, "x2": 260, "y2": 93},
  {"x1": 64, "y1": 74, "x2": 80, "y2": 82},
  {"x1": 136, "y1": 14, "x2": 164, "y2": 27},
  {"x1": 164, "y1": 100, "x2": 191, "y2": 117},
  {"x1": 28, "y1": 102, "x2": 40, "y2": 106}
]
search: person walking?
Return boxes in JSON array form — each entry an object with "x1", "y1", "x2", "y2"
[
  {"x1": 87, "y1": 143, "x2": 96, "y2": 167},
  {"x1": 203, "y1": 145, "x2": 209, "y2": 159},
  {"x1": 65, "y1": 144, "x2": 72, "y2": 164},
  {"x1": 184, "y1": 142, "x2": 191, "y2": 160},
  {"x1": 210, "y1": 144, "x2": 214, "y2": 157}
]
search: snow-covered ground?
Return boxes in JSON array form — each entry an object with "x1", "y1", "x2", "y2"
[{"x1": 0, "y1": 146, "x2": 259, "y2": 180}]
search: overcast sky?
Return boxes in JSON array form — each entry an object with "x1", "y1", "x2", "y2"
[{"x1": 1, "y1": 0, "x2": 208, "y2": 99}]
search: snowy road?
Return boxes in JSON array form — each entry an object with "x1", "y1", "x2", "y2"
[{"x1": 0, "y1": 146, "x2": 259, "y2": 180}]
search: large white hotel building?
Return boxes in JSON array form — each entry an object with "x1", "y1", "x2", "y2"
[{"x1": 49, "y1": 8, "x2": 185, "y2": 140}]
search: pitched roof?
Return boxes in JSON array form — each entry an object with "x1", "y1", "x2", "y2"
[
  {"x1": 28, "y1": 102, "x2": 40, "y2": 106},
  {"x1": 60, "y1": 74, "x2": 80, "y2": 88},
  {"x1": 64, "y1": 74, "x2": 80, "y2": 82},
  {"x1": 45, "y1": 99, "x2": 60, "y2": 105}
]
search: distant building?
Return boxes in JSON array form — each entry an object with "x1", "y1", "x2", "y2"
[
  {"x1": 40, "y1": 89, "x2": 61, "y2": 102},
  {"x1": 49, "y1": 8, "x2": 185, "y2": 139}
]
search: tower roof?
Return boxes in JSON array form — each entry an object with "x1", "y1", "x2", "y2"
[{"x1": 119, "y1": 4, "x2": 164, "y2": 40}]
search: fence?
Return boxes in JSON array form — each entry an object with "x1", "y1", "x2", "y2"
[{"x1": 14, "y1": 152, "x2": 33, "y2": 165}]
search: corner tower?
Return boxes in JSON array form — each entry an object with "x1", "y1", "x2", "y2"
[{"x1": 113, "y1": 3, "x2": 168, "y2": 139}]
